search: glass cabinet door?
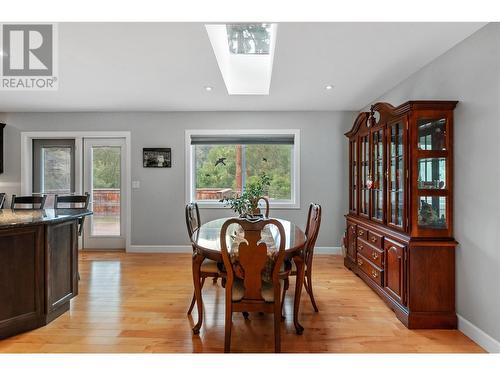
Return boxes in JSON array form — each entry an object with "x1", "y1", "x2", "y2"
[
  {"x1": 360, "y1": 135, "x2": 369, "y2": 216},
  {"x1": 416, "y1": 116, "x2": 449, "y2": 230},
  {"x1": 349, "y1": 139, "x2": 357, "y2": 212},
  {"x1": 387, "y1": 121, "x2": 405, "y2": 228},
  {"x1": 371, "y1": 129, "x2": 384, "y2": 221}
]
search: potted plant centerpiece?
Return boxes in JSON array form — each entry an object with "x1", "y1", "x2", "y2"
[{"x1": 220, "y1": 173, "x2": 271, "y2": 218}]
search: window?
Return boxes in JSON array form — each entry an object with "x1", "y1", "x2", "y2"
[
  {"x1": 32, "y1": 139, "x2": 75, "y2": 208},
  {"x1": 226, "y1": 23, "x2": 272, "y2": 55},
  {"x1": 186, "y1": 130, "x2": 300, "y2": 208}
]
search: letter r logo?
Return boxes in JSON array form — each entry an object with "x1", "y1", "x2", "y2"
[{"x1": 2, "y1": 24, "x2": 53, "y2": 76}]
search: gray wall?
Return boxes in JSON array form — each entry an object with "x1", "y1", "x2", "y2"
[
  {"x1": 363, "y1": 23, "x2": 500, "y2": 345},
  {"x1": 0, "y1": 111, "x2": 355, "y2": 248}
]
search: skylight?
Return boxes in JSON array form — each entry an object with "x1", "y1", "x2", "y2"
[
  {"x1": 206, "y1": 23, "x2": 277, "y2": 95},
  {"x1": 226, "y1": 23, "x2": 271, "y2": 55}
]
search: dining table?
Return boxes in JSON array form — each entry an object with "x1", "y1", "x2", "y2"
[{"x1": 190, "y1": 217, "x2": 307, "y2": 335}]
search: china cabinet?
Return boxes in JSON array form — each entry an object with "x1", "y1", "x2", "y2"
[{"x1": 344, "y1": 101, "x2": 458, "y2": 329}]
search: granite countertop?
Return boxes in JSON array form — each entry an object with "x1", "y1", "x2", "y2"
[{"x1": 0, "y1": 209, "x2": 93, "y2": 229}]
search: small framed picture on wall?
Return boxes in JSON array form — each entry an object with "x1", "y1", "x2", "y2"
[{"x1": 143, "y1": 148, "x2": 171, "y2": 168}]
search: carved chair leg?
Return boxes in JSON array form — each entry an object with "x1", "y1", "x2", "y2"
[
  {"x1": 303, "y1": 277, "x2": 310, "y2": 294},
  {"x1": 187, "y1": 276, "x2": 206, "y2": 315},
  {"x1": 242, "y1": 312, "x2": 250, "y2": 320},
  {"x1": 306, "y1": 271, "x2": 319, "y2": 312},
  {"x1": 280, "y1": 282, "x2": 287, "y2": 321},
  {"x1": 224, "y1": 305, "x2": 233, "y2": 353},
  {"x1": 187, "y1": 293, "x2": 196, "y2": 315},
  {"x1": 274, "y1": 300, "x2": 282, "y2": 353}
]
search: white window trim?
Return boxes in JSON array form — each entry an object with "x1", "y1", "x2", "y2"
[{"x1": 185, "y1": 129, "x2": 300, "y2": 209}]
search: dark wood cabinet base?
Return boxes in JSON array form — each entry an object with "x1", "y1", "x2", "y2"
[
  {"x1": 0, "y1": 209, "x2": 90, "y2": 340},
  {"x1": 344, "y1": 234, "x2": 457, "y2": 330}
]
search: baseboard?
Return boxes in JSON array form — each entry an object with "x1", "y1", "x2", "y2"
[
  {"x1": 127, "y1": 245, "x2": 342, "y2": 255},
  {"x1": 457, "y1": 314, "x2": 500, "y2": 353},
  {"x1": 127, "y1": 245, "x2": 192, "y2": 253}
]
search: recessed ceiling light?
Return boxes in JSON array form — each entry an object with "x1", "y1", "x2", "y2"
[
  {"x1": 204, "y1": 86, "x2": 213, "y2": 92},
  {"x1": 325, "y1": 85, "x2": 334, "y2": 90}
]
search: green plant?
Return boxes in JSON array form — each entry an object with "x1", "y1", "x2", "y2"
[{"x1": 220, "y1": 173, "x2": 271, "y2": 216}]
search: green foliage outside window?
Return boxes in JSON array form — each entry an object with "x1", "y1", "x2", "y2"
[
  {"x1": 93, "y1": 147, "x2": 121, "y2": 189},
  {"x1": 195, "y1": 144, "x2": 292, "y2": 200}
]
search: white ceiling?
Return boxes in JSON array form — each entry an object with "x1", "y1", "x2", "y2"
[{"x1": 0, "y1": 22, "x2": 486, "y2": 112}]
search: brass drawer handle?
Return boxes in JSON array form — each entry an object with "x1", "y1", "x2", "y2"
[
  {"x1": 357, "y1": 258, "x2": 363, "y2": 266},
  {"x1": 371, "y1": 270, "x2": 378, "y2": 278},
  {"x1": 358, "y1": 244, "x2": 363, "y2": 251},
  {"x1": 370, "y1": 236, "x2": 377, "y2": 243},
  {"x1": 358, "y1": 230, "x2": 364, "y2": 236},
  {"x1": 372, "y1": 251, "x2": 378, "y2": 260}
]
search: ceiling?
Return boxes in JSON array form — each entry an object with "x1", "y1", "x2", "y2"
[{"x1": 0, "y1": 22, "x2": 486, "y2": 112}]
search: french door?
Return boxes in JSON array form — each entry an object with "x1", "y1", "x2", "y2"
[{"x1": 83, "y1": 138, "x2": 126, "y2": 249}]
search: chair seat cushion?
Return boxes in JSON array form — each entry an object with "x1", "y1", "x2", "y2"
[
  {"x1": 200, "y1": 259, "x2": 219, "y2": 274},
  {"x1": 232, "y1": 279, "x2": 284, "y2": 302}
]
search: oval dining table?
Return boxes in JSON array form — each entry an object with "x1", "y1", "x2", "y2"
[{"x1": 190, "y1": 217, "x2": 307, "y2": 335}]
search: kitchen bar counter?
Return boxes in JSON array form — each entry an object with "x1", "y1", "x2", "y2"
[{"x1": 0, "y1": 209, "x2": 92, "y2": 339}]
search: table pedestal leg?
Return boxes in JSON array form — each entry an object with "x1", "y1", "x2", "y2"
[
  {"x1": 192, "y1": 253, "x2": 204, "y2": 334},
  {"x1": 292, "y1": 254, "x2": 305, "y2": 335}
]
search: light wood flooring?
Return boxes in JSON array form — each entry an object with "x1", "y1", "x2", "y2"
[{"x1": 0, "y1": 252, "x2": 484, "y2": 353}]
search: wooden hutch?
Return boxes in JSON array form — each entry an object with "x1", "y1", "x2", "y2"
[{"x1": 344, "y1": 100, "x2": 458, "y2": 329}]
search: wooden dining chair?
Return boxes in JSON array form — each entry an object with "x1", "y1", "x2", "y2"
[
  {"x1": 11, "y1": 194, "x2": 47, "y2": 209},
  {"x1": 186, "y1": 202, "x2": 220, "y2": 315},
  {"x1": 0, "y1": 193, "x2": 5, "y2": 209},
  {"x1": 220, "y1": 217, "x2": 288, "y2": 353},
  {"x1": 54, "y1": 193, "x2": 90, "y2": 235},
  {"x1": 256, "y1": 196, "x2": 270, "y2": 217},
  {"x1": 54, "y1": 193, "x2": 90, "y2": 281},
  {"x1": 283, "y1": 203, "x2": 322, "y2": 313}
]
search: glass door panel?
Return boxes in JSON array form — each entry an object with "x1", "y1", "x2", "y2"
[
  {"x1": 417, "y1": 157, "x2": 446, "y2": 189},
  {"x1": 371, "y1": 129, "x2": 384, "y2": 221},
  {"x1": 32, "y1": 139, "x2": 75, "y2": 208},
  {"x1": 84, "y1": 138, "x2": 126, "y2": 249},
  {"x1": 388, "y1": 122, "x2": 404, "y2": 228},
  {"x1": 417, "y1": 118, "x2": 446, "y2": 150},
  {"x1": 360, "y1": 135, "x2": 369, "y2": 216},
  {"x1": 415, "y1": 115, "x2": 450, "y2": 233},
  {"x1": 350, "y1": 139, "x2": 357, "y2": 212},
  {"x1": 418, "y1": 196, "x2": 447, "y2": 229},
  {"x1": 91, "y1": 146, "x2": 122, "y2": 236}
]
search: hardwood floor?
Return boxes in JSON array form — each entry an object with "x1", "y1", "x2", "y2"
[{"x1": 0, "y1": 252, "x2": 484, "y2": 353}]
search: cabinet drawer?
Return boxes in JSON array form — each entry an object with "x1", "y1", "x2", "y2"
[
  {"x1": 367, "y1": 231, "x2": 383, "y2": 249},
  {"x1": 356, "y1": 226, "x2": 368, "y2": 240},
  {"x1": 357, "y1": 238, "x2": 384, "y2": 268},
  {"x1": 356, "y1": 253, "x2": 383, "y2": 286}
]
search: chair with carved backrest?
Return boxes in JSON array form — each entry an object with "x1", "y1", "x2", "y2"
[
  {"x1": 283, "y1": 203, "x2": 322, "y2": 313},
  {"x1": 186, "y1": 202, "x2": 220, "y2": 315},
  {"x1": 220, "y1": 217, "x2": 287, "y2": 353},
  {"x1": 11, "y1": 194, "x2": 47, "y2": 209}
]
